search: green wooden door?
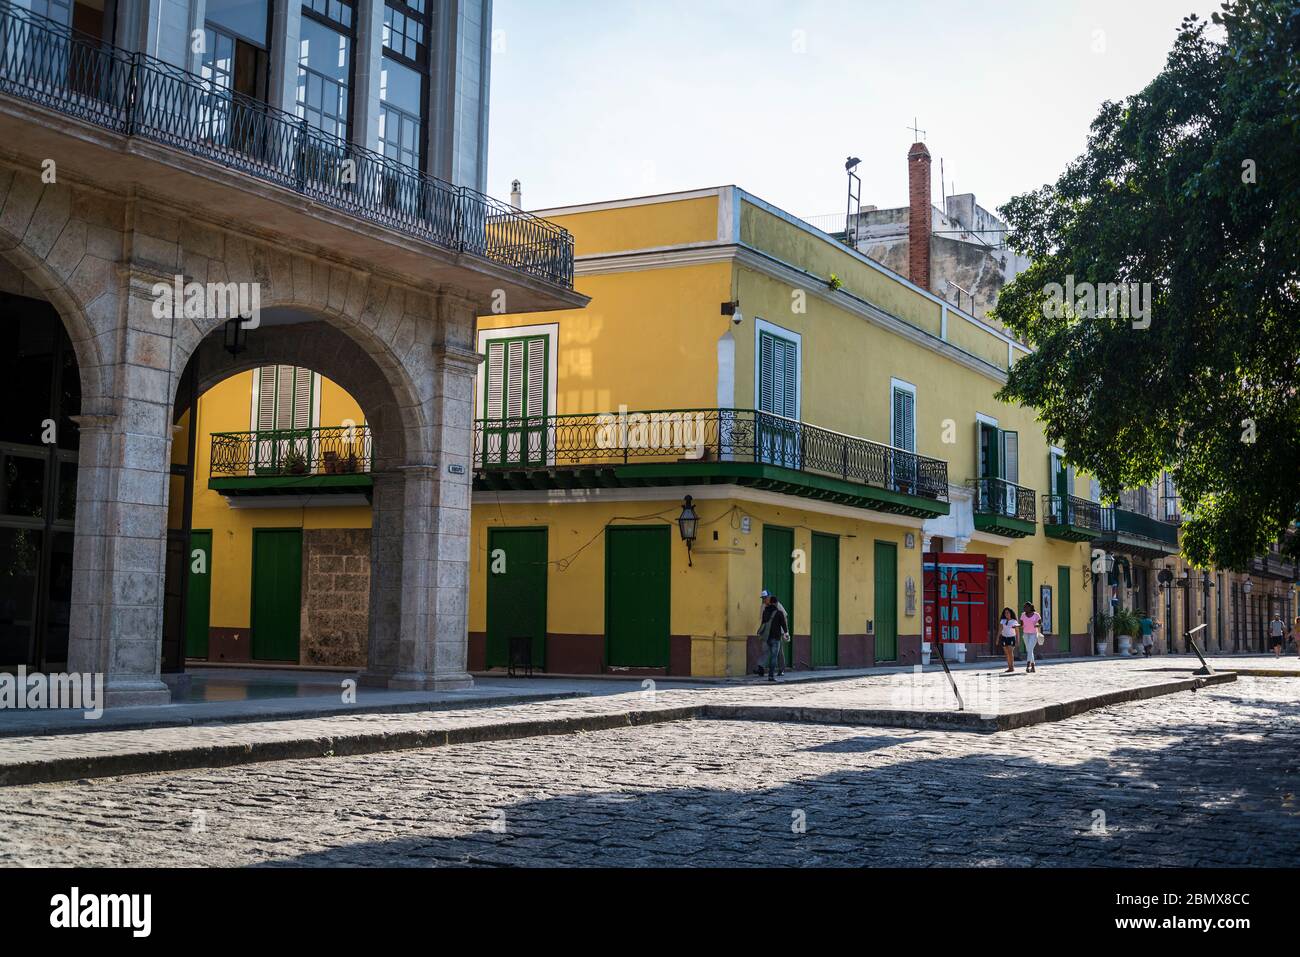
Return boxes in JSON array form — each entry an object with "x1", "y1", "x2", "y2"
[
  {"x1": 1057, "y1": 566, "x2": 1072, "y2": 652},
  {"x1": 486, "y1": 528, "x2": 547, "y2": 668},
  {"x1": 762, "y1": 525, "x2": 795, "y2": 666},
  {"x1": 606, "y1": 526, "x2": 670, "y2": 667},
  {"x1": 811, "y1": 533, "x2": 838, "y2": 666},
  {"x1": 251, "y1": 529, "x2": 302, "y2": 662},
  {"x1": 1017, "y1": 559, "x2": 1034, "y2": 654},
  {"x1": 185, "y1": 530, "x2": 212, "y2": 658},
  {"x1": 873, "y1": 540, "x2": 898, "y2": 661}
]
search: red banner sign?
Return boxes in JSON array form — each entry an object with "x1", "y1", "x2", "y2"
[{"x1": 923, "y1": 552, "x2": 988, "y2": 644}]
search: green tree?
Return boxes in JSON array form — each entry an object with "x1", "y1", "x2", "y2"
[{"x1": 993, "y1": 0, "x2": 1300, "y2": 569}]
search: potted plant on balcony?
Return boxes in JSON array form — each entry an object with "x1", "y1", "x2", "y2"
[
  {"x1": 1113, "y1": 607, "x2": 1139, "y2": 657},
  {"x1": 284, "y1": 448, "x2": 309, "y2": 475},
  {"x1": 1093, "y1": 610, "x2": 1113, "y2": 656}
]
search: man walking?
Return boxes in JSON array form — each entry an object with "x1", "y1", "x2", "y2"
[
  {"x1": 759, "y1": 593, "x2": 789, "y2": 682},
  {"x1": 1138, "y1": 610, "x2": 1157, "y2": 657},
  {"x1": 1268, "y1": 612, "x2": 1285, "y2": 657},
  {"x1": 756, "y1": 589, "x2": 788, "y2": 677}
]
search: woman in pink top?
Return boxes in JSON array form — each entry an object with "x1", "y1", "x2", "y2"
[{"x1": 1020, "y1": 602, "x2": 1043, "y2": 674}]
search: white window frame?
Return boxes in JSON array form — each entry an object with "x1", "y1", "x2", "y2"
[
  {"x1": 476, "y1": 323, "x2": 559, "y2": 421},
  {"x1": 754, "y1": 317, "x2": 801, "y2": 421}
]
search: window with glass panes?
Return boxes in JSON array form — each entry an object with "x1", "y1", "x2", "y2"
[
  {"x1": 379, "y1": 0, "x2": 429, "y2": 170},
  {"x1": 297, "y1": 0, "x2": 354, "y2": 143}
]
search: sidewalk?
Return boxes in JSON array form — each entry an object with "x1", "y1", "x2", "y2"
[{"x1": 0, "y1": 657, "x2": 1261, "y2": 786}]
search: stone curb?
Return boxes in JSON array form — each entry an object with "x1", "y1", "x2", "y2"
[
  {"x1": 0, "y1": 691, "x2": 589, "y2": 740},
  {"x1": 0, "y1": 673, "x2": 1238, "y2": 787},
  {"x1": 0, "y1": 705, "x2": 702, "y2": 788}
]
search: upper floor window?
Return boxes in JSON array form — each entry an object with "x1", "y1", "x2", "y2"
[
  {"x1": 890, "y1": 380, "x2": 915, "y2": 453},
  {"x1": 297, "y1": 1, "x2": 355, "y2": 143},
  {"x1": 757, "y1": 324, "x2": 799, "y2": 420},
  {"x1": 379, "y1": 0, "x2": 430, "y2": 171}
]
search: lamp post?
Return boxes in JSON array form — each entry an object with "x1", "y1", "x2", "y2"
[
  {"x1": 1243, "y1": 577, "x2": 1255, "y2": 652},
  {"x1": 677, "y1": 495, "x2": 698, "y2": 567},
  {"x1": 1158, "y1": 566, "x2": 1174, "y2": 653}
]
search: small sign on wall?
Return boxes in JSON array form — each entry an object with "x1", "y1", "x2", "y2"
[{"x1": 448, "y1": 463, "x2": 466, "y2": 475}]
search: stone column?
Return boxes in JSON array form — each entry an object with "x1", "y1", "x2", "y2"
[
  {"x1": 426, "y1": 293, "x2": 479, "y2": 690},
  {"x1": 361, "y1": 469, "x2": 405, "y2": 683},
  {"x1": 66, "y1": 267, "x2": 177, "y2": 706}
]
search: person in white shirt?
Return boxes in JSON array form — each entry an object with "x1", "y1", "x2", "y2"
[{"x1": 998, "y1": 607, "x2": 1019, "y2": 674}]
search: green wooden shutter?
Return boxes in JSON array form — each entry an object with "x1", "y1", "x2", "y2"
[
  {"x1": 780, "y1": 338, "x2": 797, "y2": 418},
  {"x1": 892, "y1": 388, "x2": 915, "y2": 452},
  {"x1": 1002, "y1": 431, "x2": 1019, "y2": 484},
  {"x1": 759, "y1": 333, "x2": 774, "y2": 413},
  {"x1": 759, "y1": 332, "x2": 797, "y2": 418}
]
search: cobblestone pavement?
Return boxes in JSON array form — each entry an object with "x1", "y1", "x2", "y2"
[
  {"x1": 0, "y1": 658, "x2": 1248, "y2": 781},
  {"x1": 0, "y1": 676, "x2": 1296, "y2": 867}
]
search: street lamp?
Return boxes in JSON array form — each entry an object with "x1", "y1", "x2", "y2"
[
  {"x1": 677, "y1": 495, "x2": 699, "y2": 566},
  {"x1": 223, "y1": 317, "x2": 248, "y2": 357}
]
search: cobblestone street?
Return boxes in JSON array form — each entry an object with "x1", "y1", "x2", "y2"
[{"x1": 1, "y1": 676, "x2": 1296, "y2": 867}]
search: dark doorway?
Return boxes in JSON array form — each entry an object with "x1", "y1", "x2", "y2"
[{"x1": 0, "y1": 293, "x2": 81, "y2": 671}]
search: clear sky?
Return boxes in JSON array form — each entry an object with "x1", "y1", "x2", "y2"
[{"x1": 486, "y1": 0, "x2": 1222, "y2": 220}]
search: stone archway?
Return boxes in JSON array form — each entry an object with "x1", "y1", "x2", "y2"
[{"x1": 0, "y1": 166, "x2": 482, "y2": 704}]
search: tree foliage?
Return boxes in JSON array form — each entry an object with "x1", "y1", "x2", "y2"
[{"x1": 993, "y1": 0, "x2": 1300, "y2": 569}]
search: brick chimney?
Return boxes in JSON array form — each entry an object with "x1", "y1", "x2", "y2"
[{"x1": 907, "y1": 141, "x2": 932, "y2": 289}]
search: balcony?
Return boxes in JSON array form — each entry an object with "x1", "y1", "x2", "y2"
[
  {"x1": 1041, "y1": 493, "x2": 1103, "y2": 542},
  {"x1": 209, "y1": 425, "x2": 372, "y2": 499},
  {"x1": 0, "y1": 4, "x2": 577, "y2": 304},
  {"x1": 970, "y1": 477, "x2": 1036, "y2": 538},
  {"x1": 1096, "y1": 506, "x2": 1180, "y2": 557},
  {"x1": 473, "y1": 409, "x2": 950, "y2": 518}
]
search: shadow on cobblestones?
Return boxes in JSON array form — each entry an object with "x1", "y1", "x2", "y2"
[{"x1": 253, "y1": 698, "x2": 1299, "y2": 868}]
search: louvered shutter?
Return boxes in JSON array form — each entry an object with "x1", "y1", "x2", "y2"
[
  {"x1": 485, "y1": 341, "x2": 505, "y2": 420},
  {"x1": 505, "y1": 340, "x2": 524, "y2": 420},
  {"x1": 1002, "y1": 430, "x2": 1019, "y2": 484},
  {"x1": 292, "y1": 368, "x2": 313, "y2": 430},
  {"x1": 256, "y1": 366, "x2": 277, "y2": 431},
  {"x1": 273, "y1": 364, "x2": 295, "y2": 429},
  {"x1": 892, "y1": 389, "x2": 914, "y2": 452},
  {"x1": 780, "y1": 339, "x2": 797, "y2": 418},
  {"x1": 526, "y1": 338, "x2": 545, "y2": 417},
  {"x1": 759, "y1": 333, "x2": 774, "y2": 414}
]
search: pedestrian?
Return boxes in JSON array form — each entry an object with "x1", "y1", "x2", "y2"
[
  {"x1": 755, "y1": 590, "x2": 789, "y2": 676},
  {"x1": 1020, "y1": 601, "x2": 1043, "y2": 674},
  {"x1": 1268, "y1": 613, "x2": 1285, "y2": 657},
  {"x1": 1292, "y1": 617, "x2": 1300, "y2": 657},
  {"x1": 758, "y1": 594, "x2": 789, "y2": 682},
  {"x1": 1138, "y1": 610, "x2": 1157, "y2": 657},
  {"x1": 998, "y1": 607, "x2": 1018, "y2": 674}
]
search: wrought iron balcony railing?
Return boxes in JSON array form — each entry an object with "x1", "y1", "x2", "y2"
[
  {"x1": 210, "y1": 425, "x2": 372, "y2": 479},
  {"x1": 0, "y1": 2, "x2": 574, "y2": 288},
  {"x1": 1042, "y1": 493, "x2": 1103, "y2": 532},
  {"x1": 473, "y1": 408, "x2": 950, "y2": 502},
  {"x1": 971, "y1": 477, "x2": 1036, "y2": 523},
  {"x1": 1099, "y1": 505, "x2": 1180, "y2": 547}
]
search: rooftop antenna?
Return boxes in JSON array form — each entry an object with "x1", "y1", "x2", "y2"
[{"x1": 844, "y1": 155, "x2": 861, "y2": 247}]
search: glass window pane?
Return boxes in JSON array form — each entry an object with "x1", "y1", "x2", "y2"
[
  {"x1": 0, "y1": 527, "x2": 40, "y2": 666},
  {"x1": 379, "y1": 57, "x2": 421, "y2": 115},
  {"x1": 3, "y1": 454, "x2": 47, "y2": 518},
  {"x1": 205, "y1": 0, "x2": 269, "y2": 46}
]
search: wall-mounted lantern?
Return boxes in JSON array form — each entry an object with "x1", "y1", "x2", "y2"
[
  {"x1": 677, "y1": 495, "x2": 699, "y2": 566},
  {"x1": 223, "y1": 317, "x2": 248, "y2": 357}
]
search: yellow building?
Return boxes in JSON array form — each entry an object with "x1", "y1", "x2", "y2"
[
  {"x1": 170, "y1": 367, "x2": 373, "y2": 667},
  {"x1": 468, "y1": 186, "x2": 1103, "y2": 676}
]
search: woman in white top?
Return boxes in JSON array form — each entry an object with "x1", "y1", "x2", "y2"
[
  {"x1": 998, "y1": 607, "x2": 1018, "y2": 674},
  {"x1": 1020, "y1": 602, "x2": 1043, "y2": 674}
]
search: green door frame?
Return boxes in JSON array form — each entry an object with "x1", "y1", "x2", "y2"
[
  {"x1": 873, "y1": 540, "x2": 898, "y2": 662},
  {"x1": 185, "y1": 529, "x2": 213, "y2": 659},
  {"x1": 604, "y1": 525, "x2": 671, "y2": 668},
  {"x1": 1017, "y1": 559, "x2": 1034, "y2": 654},
  {"x1": 810, "y1": 532, "x2": 839, "y2": 667},
  {"x1": 762, "y1": 525, "x2": 796, "y2": 667},
  {"x1": 250, "y1": 527, "x2": 303, "y2": 663},
  {"x1": 1057, "y1": 565, "x2": 1072, "y2": 653},
  {"x1": 486, "y1": 526, "x2": 548, "y2": 669}
]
